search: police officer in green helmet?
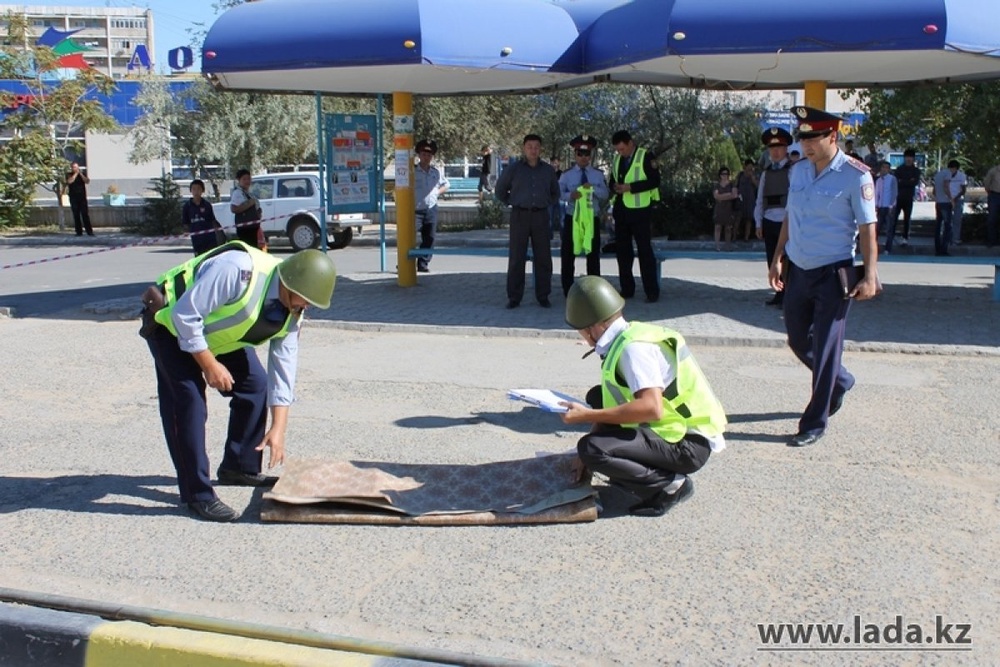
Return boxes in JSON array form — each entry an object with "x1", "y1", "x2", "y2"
[
  {"x1": 142, "y1": 241, "x2": 336, "y2": 522},
  {"x1": 561, "y1": 276, "x2": 727, "y2": 516}
]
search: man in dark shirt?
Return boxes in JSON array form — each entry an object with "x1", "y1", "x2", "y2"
[
  {"x1": 494, "y1": 133, "x2": 560, "y2": 309},
  {"x1": 65, "y1": 162, "x2": 93, "y2": 236},
  {"x1": 891, "y1": 148, "x2": 922, "y2": 247},
  {"x1": 477, "y1": 145, "x2": 492, "y2": 204},
  {"x1": 609, "y1": 130, "x2": 662, "y2": 303},
  {"x1": 183, "y1": 179, "x2": 225, "y2": 256}
]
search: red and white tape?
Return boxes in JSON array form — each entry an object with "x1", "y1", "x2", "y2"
[{"x1": 0, "y1": 218, "x2": 278, "y2": 271}]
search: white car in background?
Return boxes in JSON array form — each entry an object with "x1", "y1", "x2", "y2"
[{"x1": 214, "y1": 172, "x2": 371, "y2": 251}]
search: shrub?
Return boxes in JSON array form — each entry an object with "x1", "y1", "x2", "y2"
[
  {"x1": 125, "y1": 175, "x2": 183, "y2": 236},
  {"x1": 476, "y1": 197, "x2": 507, "y2": 229},
  {"x1": 651, "y1": 184, "x2": 715, "y2": 240}
]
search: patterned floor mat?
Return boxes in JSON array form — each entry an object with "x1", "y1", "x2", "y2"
[{"x1": 261, "y1": 454, "x2": 598, "y2": 525}]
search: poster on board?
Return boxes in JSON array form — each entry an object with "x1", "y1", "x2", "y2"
[{"x1": 324, "y1": 113, "x2": 379, "y2": 214}]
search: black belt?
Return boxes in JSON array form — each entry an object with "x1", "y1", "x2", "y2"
[{"x1": 514, "y1": 206, "x2": 546, "y2": 212}]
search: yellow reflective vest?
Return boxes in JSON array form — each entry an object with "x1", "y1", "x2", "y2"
[
  {"x1": 154, "y1": 241, "x2": 296, "y2": 355},
  {"x1": 601, "y1": 322, "x2": 727, "y2": 443},
  {"x1": 612, "y1": 147, "x2": 661, "y2": 209}
]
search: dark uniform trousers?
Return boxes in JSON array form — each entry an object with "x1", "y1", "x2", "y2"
[
  {"x1": 612, "y1": 204, "x2": 659, "y2": 300},
  {"x1": 507, "y1": 207, "x2": 552, "y2": 303},
  {"x1": 146, "y1": 326, "x2": 268, "y2": 503},
  {"x1": 782, "y1": 260, "x2": 857, "y2": 435},
  {"x1": 576, "y1": 385, "x2": 710, "y2": 501},
  {"x1": 762, "y1": 220, "x2": 784, "y2": 276},
  {"x1": 560, "y1": 214, "x2": 601, "y2": 296},
  {"x1": 416, "y1": 205, "x2": 438, "y2": 270}
]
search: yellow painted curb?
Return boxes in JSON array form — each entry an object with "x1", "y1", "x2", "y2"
[{"x1": 86, "y1": 620, "x2": 383, "y2": 667}]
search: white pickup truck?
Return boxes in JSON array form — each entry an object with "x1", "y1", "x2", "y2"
[{"x1": 213, "y1": 172, "x2": 371, "y2": 251}]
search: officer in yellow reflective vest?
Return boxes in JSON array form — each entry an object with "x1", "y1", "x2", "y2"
[
  {"x1": 142, "y1": 241, "x2": 337, "y2": 522},
  {"x1": 609, "y1": 130, "x2": 662, "y2": 303},
  {"x1": 559, "y1": 276, "x2": 726, "y2": 516}
]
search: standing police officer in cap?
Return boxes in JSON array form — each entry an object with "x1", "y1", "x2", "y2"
[
  {"x1": 769, "y1": 107, "x2": 880, "y2": 447},
  {"x1": 558, "y1": 135, "x2": 609, "y2": 297},
  {"x1": 754, "y1": 127, "x2": 794, "y2": 307},
  {"x1": 141, "y1": 240, "x2": 337, "y2": 521},
  {"x1": 413, "y1": 139, "x2": 450, "y2": 273},
  {"x1": 559, "y1": 276, "x2": 727, "y2": 516}
]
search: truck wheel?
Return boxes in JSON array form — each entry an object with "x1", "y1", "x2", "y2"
[
  {"x1": 330, "y1": 227, "x2": 353, "y2": 249},
  {"x1": 288, "y1": 217, "x2": 320, "y2": 251}
]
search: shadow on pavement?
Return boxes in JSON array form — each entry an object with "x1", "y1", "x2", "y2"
[
  {"x1": 394, "y1": 408, "x2": 576, "y2": 436},
  {"x1": 0, "y1": 473, "x2": 181, "y2": 517},
  {"x1": 0, "y1": 281, "x2": 149, "y2": 320},
  {"x1": 311, "y1": 273, "x2": 1000, "y2": 349}
]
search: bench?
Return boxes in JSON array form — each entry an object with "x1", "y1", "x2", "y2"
[
  {"x1": 442, "y1": 177, "x2": 480, "y2": 198},
  {"x1": 406, "y1": 247, "x2": 761, "y2": 284},
  {"x1": 408, "y1": 247, "x2": 1000, "y2": 300}
]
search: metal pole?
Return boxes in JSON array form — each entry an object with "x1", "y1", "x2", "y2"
[
  {"x1": 377, "y1": 92, "x2": 386, "y2": 272},
  {"x1": 316, "y1": 91, "x2": 328, "y2": 253}
]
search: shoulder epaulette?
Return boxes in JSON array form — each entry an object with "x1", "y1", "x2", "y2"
[{"x1": 846, "y1": 156, "x2": 870, "y2": 173}]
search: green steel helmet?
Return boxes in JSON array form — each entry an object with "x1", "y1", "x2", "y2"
[
  {"x1": 276, "y1": 249, "x2": 337, "y2": 309},
  {"x1": 565, "y1": 276, "x2": 625, "y2": 329}
]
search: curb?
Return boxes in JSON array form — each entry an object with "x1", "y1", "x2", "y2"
[
  {"x1": 0, "y1": 590, "x2": 549, "y2": 667},
  {"x1": 73, "y1": 301, "x2": 1000, "y2": 358}
]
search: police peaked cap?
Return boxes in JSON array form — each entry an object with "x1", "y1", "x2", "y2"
[
  {"x1": 761, "y1": 127, "x2": 793, "y2": 147},
  {"x1": 414, "y1": 139, "x2": 438, "y2": 154},
  {"x1": 790, "y1": 106, "x2": 843, "y2": 139},
  {"x1": 570, "y1": 135, "x2": 598, "y2": 150}
]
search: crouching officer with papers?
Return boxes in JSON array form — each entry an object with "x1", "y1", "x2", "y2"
[
  {"x1": 559, "y1": 276, "x2": 727, "y2": 516},
  {"x1": 141, "y1": 241, "x2": 337, "y2": 522}
]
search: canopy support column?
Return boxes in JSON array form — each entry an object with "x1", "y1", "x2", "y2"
[
  {"x1": 804, "y1": 81, "x2": 827, "y2": 110},
  {"x1": 394, "y1": 92, "x2": 416, "y2": 287}
]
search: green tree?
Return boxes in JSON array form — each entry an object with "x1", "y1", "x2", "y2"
[
  {"x1": 0, "y1": 11, "x2": 118, "y2": 228},
  {"x1": 126, "y1": 74, "x2": 181, "y2": 176},
  {"x1": 850, "y1": 83, "x2": 1000, "y2": 176}
]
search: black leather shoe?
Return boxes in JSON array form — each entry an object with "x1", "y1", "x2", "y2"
[
  {"x1": 788, "y1": 431, "x2": 824, "y2": 447},
  {"x1": 829, "y1": 391, "x2": 846, "y2": 416},
  {"x1": 628, "y1": 477, "x2": 695, "y2": 517},
  {"x1": 217, "y1": 468, "x2": 279, "y2": 487},
  {"x1": 188, "y1": 498, "x2": 240, "y2": 522},
  {"x1": 538, "y1": 298, "x2": 551, "y2": 308},
  {"x1": 645, "y1": 294, "x2": 660, "y2": 303},
  {"x1": 506, "y1": 299, "x2": 520, "y2": 309},
  {"x1": 764, "y1": 293, "x2": 784, "y2": 306}
]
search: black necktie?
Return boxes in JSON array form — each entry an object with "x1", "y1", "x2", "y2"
[{"x1": 580, "y1": 168, "x2": 588, "y2": 186}]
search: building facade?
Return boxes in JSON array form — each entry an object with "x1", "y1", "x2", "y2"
[{"x1": 0, "y1": 4, "x2": 155, "y2": 78}]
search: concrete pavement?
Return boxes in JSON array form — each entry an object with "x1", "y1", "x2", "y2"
[{"x1": 0, "y1": 227, "x2": 998, "y2": 665}]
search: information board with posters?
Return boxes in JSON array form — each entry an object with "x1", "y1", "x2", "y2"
[{"x1": 323, "y1": 113, "x2": 379, "y2": 214}]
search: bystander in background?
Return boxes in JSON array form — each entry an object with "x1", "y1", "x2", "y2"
[{"x1": 65, "y1": 162, "x2": 93, "y2": 237}]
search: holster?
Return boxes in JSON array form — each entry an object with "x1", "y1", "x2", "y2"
[{"x1": 138, "y1": 284, "x2": 166, "y2": 340}]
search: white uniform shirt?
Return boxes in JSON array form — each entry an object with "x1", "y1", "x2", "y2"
[
  {"x1": 596, "y1": 318, "x2": 725, "y2": 452},
  {"x1": 170, "y1": 250, "x2": 300, "y2": 406}
]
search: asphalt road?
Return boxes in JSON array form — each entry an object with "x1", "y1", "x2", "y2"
[{"x1": 0, "y1": 239, "x2": 998, "y2": 665}]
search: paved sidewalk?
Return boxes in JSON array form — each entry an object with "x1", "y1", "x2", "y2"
[{"x1": 2, "y1": 226, "x2": 998, "y2": 353}]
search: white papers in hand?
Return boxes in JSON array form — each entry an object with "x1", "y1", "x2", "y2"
[{"x1": 508, "y1": 389, "x2": 586, "y2": 413}]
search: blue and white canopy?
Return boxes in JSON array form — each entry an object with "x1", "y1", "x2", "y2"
[{"x1": 202, "y1": 0, "x2": 1000, "y2": 94}]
